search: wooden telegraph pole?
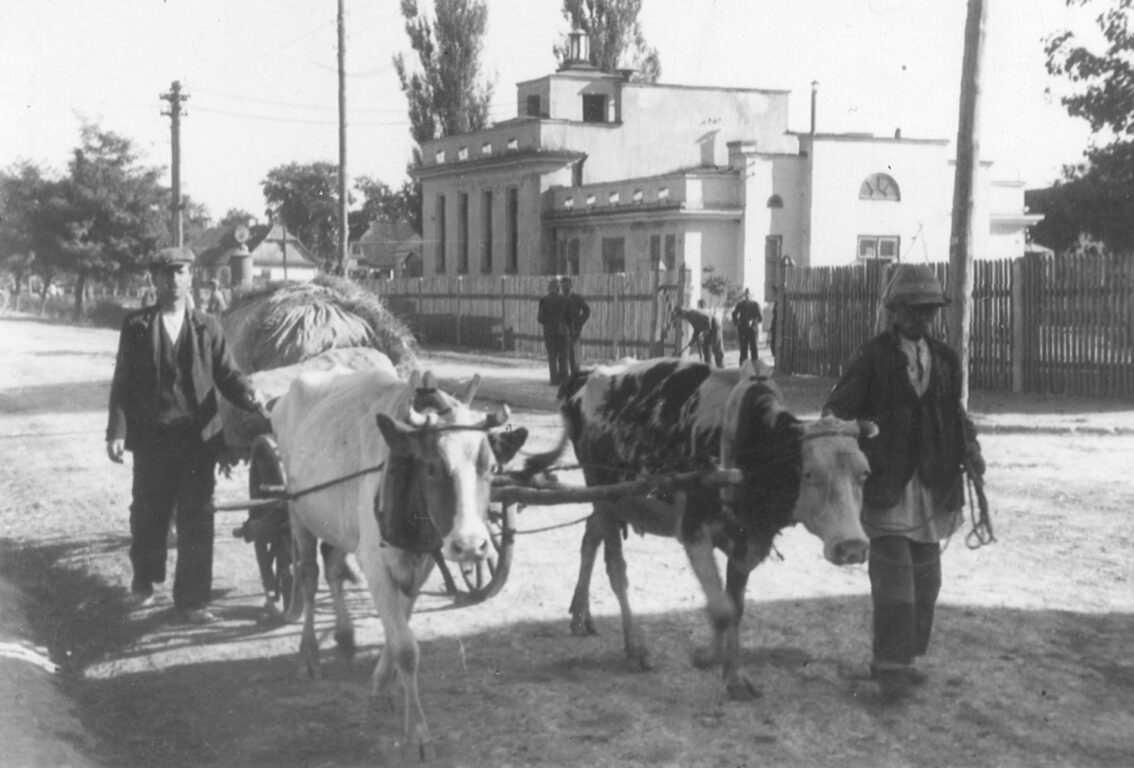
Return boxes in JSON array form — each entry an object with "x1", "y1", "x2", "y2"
[
  {"x1": 948, "y1": 0, "x2": 988, "y2": 408},
  {"x1": 161, "y1": 81, "x2": 188, "y2": 248},
  {"x1": 337, "y1": 0, "x2": 349, "y2": 274}
]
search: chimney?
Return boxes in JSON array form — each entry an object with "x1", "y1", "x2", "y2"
[
  {"x1": 810, "y1": 80, "x2": 818, "y2": 135},
  {"x1": 568, "y1": 28, "x2": 590, "y2": 65}
]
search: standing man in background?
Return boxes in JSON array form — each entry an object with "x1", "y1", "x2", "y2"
[
  {"x1": 561, "y1": 276, "x2": 591, "y2": 376},
  {"x1": 198, "y1": 278, "x2": 227, "y2": 316},
  {"x1": 106, "y1": 247, "x2": 266, "y2": 624},
  {"x1": 823, "y1": 263, "x2": 984, "y2": 703},
  {"x1": 731, "y1": 288, "x2": 763, "y2": 364},
  {"x1": 537, "y1": 277, "x2": 569, "y2": 386}
]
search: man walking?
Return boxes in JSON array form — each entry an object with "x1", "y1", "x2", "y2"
[
  {"x1": 673, "y1": 303, "x2": 725, "y2": 367},
  {"x1": 823, "y1": 264, "x2": 984, "y2": 702},
  {"x1": 730, "y1": 288, "x2": 763, "y2": 364},
  {"x1": 537, "y1": 278, "x2": 569, "y2": 385},
  {"x1": 106, "y1": 247, "x2": 266, "y2": 624},
  {"x1": 561, "y1": 276, "x2": 591, "y2": 376}
]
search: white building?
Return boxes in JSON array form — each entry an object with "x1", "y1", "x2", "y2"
[{"x1": 414, "y1": 32, "x2": 1039, "y2": 305}]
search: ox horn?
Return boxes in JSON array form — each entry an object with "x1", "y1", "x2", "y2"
[
  {"x1": 459, "y1": 374, "x2": 482, "y2": 405},
  {"x1": 858, "y1": 419, "x2": 879, "y2": 439},
  {"x1": 405, "y1": 404, "x2": 438, "y2": 429},
  {"x1": 481, "y1": 403, "x2": 511, "y2": 429}
]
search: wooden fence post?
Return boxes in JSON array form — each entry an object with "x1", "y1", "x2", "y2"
[
  {"x1": 613, "y1": 273, "x2": 623, "y2": 360},
  {"x1": 1020, "y1": 257, "x2": 1029, "y2": 392}
]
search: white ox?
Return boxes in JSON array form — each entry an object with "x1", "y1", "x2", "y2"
[{"x1": 270, "y1": 364, "x2": 527, "y2": 759}]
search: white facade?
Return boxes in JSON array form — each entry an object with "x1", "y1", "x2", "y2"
[{"x1": 414, "y1": 57, "x2": 1039, "y2": 307}]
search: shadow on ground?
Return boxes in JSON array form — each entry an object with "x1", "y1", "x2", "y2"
[{"x1": 2, "y1": 537, "x2": 1133, "y2": 768}]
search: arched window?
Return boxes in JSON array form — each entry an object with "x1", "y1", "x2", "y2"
[
  {"x1": 766, "y1": 194, "x2": 784, "y2": 209},
  {"x1": 859, "y1": 173, "x2": 900, "y2": 201}
]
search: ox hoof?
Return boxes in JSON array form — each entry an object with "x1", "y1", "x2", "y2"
[
  {"x1": 725, "y1": 673, "x2": 762, "y2": 701},
  {"x1": 691, "y1": 645, "x2": 722, "y2": 670},
  {"x1": 334, "y1": 629, "x2": 356, "y2": 659},
  {"x1": 570, "y1": 613, "x2": 597, "y2": 637},
  {"x1": 625, "y1": 646, "x2": 655, "y2": 673}
]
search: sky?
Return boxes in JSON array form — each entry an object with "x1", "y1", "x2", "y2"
[{"x1": 0, "y1": 0, "x2": 1104, "y2": 222}]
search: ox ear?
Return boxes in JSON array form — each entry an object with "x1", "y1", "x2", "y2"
[
  {"x1": 488, "y1": 427, "x2": 529, "y2": 466},
  {"x1": 375, "y1": 412, "x2": 416, "y2": 455},
  {"x1": 857, "y1": 419, "x2": 879, "y2": 439},
  {"x1": 458, "y1": 374, "x2": 482, "y2": 405}
]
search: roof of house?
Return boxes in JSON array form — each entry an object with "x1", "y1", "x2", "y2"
[
  {"x1": 248, "y1": 224, "x2": 321, "y2": 269},
  {"x1": 352, "y1": 220, "x2": 422, "y2": 269}
]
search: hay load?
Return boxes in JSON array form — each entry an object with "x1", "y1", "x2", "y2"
[{"x1": 222, "y1": 274, "x2": 418, "y2": 376}]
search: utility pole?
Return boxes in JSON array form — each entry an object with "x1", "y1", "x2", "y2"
[
  {"x1": 160, "y1": 80, "x2": 188, "y2": 248},
  {"x1": 337, "y1": 0, "x2": 349, "y2": 274},
  {"x1": 948, "y1": 0, "x2": 987, "y2": 409}
]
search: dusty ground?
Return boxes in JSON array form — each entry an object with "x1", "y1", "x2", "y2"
[{"x1": 1, "y1": 314, "x2": 1133, "y2": 768}]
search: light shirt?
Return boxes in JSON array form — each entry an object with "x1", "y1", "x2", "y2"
[
  {"x1": 898, "y1": 335, "x2": 931, "y2": 396},
  {"x1": 161, "y1": 309, "x2": 186, "y2": 343}
]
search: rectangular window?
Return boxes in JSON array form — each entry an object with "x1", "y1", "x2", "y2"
[
  {"x1": 457, "y1": 193, "x2": 469, "y2": 274},
  {"x1": 481, "y1": 191, "x2": 493, "y2": 274},
  {"x1": 526, "y1": 94, "x2": 541, "y2": 117},
  {"x1": 649, "y1": 235, "x2": 662, "y2": 270},
  {"x1": 857, "y1": 235, "x2": 900, "y2": 262},
  {"x1": 506, "y1": 187, "x2": 519, "y2": 273},
  {"x1": 601, "y1": 237, "x2": 625, "y2": 273},
  {"x1": 568, "y1": 238, "x2": 580, "y2": 274},
  {"x1": 664, "y1": 234, "x2": 677, "y2": 272},
  {"x1": 435, "y1": 195, "x2": 446, "y2": 273},
  {"x1": 582, "y1": 94, "x2": 607, "y2": 123}
]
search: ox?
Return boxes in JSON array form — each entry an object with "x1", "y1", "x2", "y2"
[
  {"x1": 270, "y1": 366, "x2": 527, "y2": 758},
  {"x1": 551, "y1": 357, "x2": 875, "y2": 700}
]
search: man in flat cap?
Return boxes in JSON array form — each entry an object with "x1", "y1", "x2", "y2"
[
  {"x1": 106, "y1": 246, "x2": 266, "y2": 624},
  {"x1": 560, "y1": 276, "x2": 590, "y2": 376},
  {"x1": 824, "y1": 263, "x2": 984, "y2": 703},
  {"x1": 537, "y1": 277, "x2": 569, "y2": 385}
]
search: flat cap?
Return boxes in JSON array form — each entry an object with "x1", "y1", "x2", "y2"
[{"x1": 150, "y1": 247, "x2": 195, "y2": 269}]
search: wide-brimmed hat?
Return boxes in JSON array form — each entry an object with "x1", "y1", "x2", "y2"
[
  {"x1": 150, "y1": 247, "x2": 195, "y2": 270},
  {"x1": 882, "y1": 264, "x2": 949, "y2": 308}
]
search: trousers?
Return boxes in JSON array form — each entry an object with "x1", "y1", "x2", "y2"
[
  {"x1": 130, "y1": 431, "x2": 218, "y2": 609},
  {"x1": 868, "y1": 535, "x2": 942, "y2": 665}
]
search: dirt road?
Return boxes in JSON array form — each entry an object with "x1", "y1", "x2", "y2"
[{"x1": 2, "y1": 315, "x2": 1133, "y2": 767}]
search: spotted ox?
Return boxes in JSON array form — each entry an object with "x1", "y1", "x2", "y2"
[
  {"x1": 551, "y1": 357, "x2": 875, "y2": 700},
  {"x1": 270, "y1": 366, "x2": 527, "y2": 759}
]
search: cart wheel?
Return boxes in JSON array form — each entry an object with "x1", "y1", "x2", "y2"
[
  {"x1": 248, "y1": 435, "x2": 300, "y2": 620},
  {"x1": 434, "y1": 502, "x2": 516, "y2": 605}
]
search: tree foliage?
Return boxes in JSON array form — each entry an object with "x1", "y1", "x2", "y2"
[
  {"x1": 1, "y1": 123, "x2": 166, "y2": 316},
  {"x1": 354, "y1": 176, "x2": 420, "y2": 232},
  {"x1": 1040, "y1": 0, "x2": 1134, "y2": 253},
  {"x1": 393, "y1": 0, "x2": 495, "y2": 163},
  {"x1": 554, "y1": 0, "x2": 661, "y2": 83},
  {"x1": 261, "y1": 161, "x2": 346, "y2": 267}
]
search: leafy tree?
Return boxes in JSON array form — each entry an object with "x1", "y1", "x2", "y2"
[
  {"x1": 219, "y1": 208, "x2": 258, "y2": 228},
  {"x1": 554, "y1": 0, "x2": 661, "y2": 83},
  {"x1": 261, "y1": 161, "x2": 346, "y2": 268},
  {"x1": 393, "y1": 0, "x2": 495, "y2": 164},
  {"x1": 354, "y1": 176, "x2": 420, "y2": 232},
  {"x1": 1040, "y1": 0, "x2": 1134, "y2": 253},
  {"x1": 63, "y1": 123, "x2": 167, "y2": 317}
]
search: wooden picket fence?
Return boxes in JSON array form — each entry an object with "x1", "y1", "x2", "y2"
[
  {"x1": 360, "y1": 270, "x2": 691, "y2": 364},
  {"x1": 776, "y1": 253, "x2": 1134, "y2": 399}
]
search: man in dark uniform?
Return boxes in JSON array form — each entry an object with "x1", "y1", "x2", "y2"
[
  {"x1": 673, "y1": 303, "x2": 725, "y2": 367},
  {"x1": 537, "y1": 278, "x2": 569, "y2": 385},
  {"x1": 824, "y1": 264, "x2": 984, "y2": 702},
  {"x1": 561, "y1": 276, "x2": 591, "y2": 376},
  {"x1": 106, "y1": 247, "x2": 266, "y2": 624},
  {"x1": 730, "y1": 288, "x2": 763, "y2": 364}
]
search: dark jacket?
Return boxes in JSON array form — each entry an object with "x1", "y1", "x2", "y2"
[
  {"x1": 537, "y1": 292, "x2": 569, "y2": 338},
  {"x1": 564, "y1": 293, "x2": 590, "y2": 338},
  {"x1": 824, "y1": 329, "x2": 974, "y2": 510},
  {"x1": 107, "y1": 306, "x2": 256, "y2": 450},
  {"x1": 731, "y1": 298, "x2": 763, "y2": 329}
]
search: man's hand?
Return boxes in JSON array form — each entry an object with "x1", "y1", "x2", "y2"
[{"x1": 106, "y1": 439, "x2": 125, "y2": 463}]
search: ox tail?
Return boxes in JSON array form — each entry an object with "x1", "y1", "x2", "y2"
[{"x1": 520, "y1": 423, "x2": 572, "y2": 480}]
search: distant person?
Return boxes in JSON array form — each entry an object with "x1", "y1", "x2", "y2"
[
  {"x1": 561, "y1": 276, "x2": 591, "y2": 376},
  {"x1": 730, "y1": 288, "x2": 763, "y2": 364},
  {"x1": 106, "y1": 247, "x2": 267, "y2": 625},
  {"x1": 673, "y1": 303, "x2": 724, "y2": 367},
  {"x1": 139, "y1": 274, "x2": 157, "y2": 308},
  {"x1": 198, "y1": 278, "x2": 228, "y2": 316},
  {"x1": 537, "y1": 278, "x2": 569, "y2": 386},
  {"x1": 823, "y1": 263, "x2": 985, "y2": 703}
]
